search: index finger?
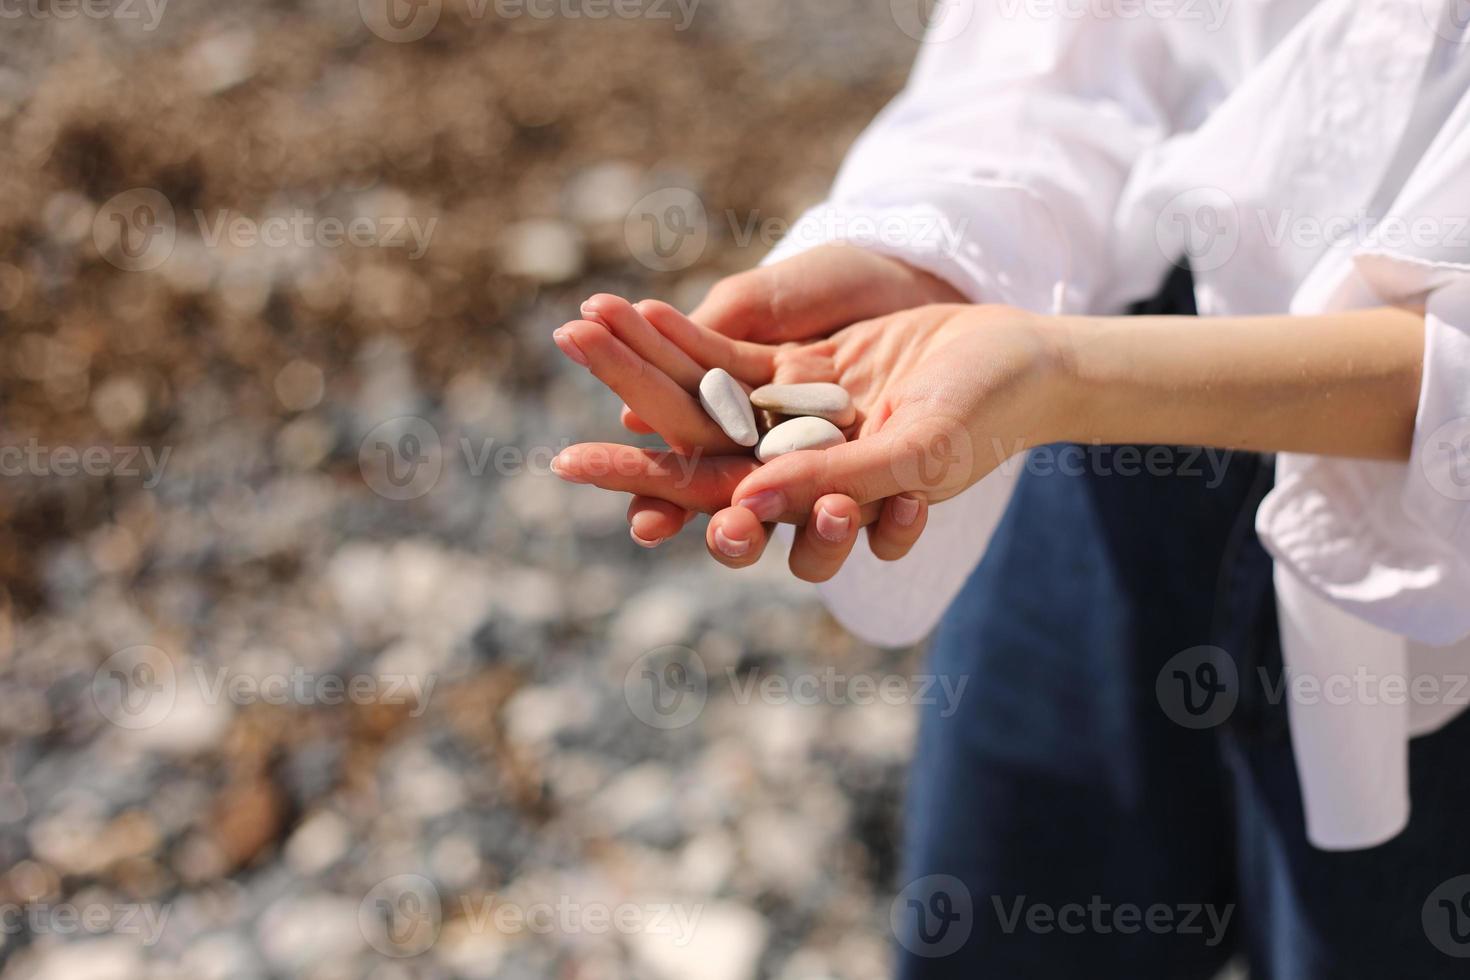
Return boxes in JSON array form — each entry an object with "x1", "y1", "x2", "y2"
[{"x1": 552, "y1": 444, "x2": 759, "y2": 514}]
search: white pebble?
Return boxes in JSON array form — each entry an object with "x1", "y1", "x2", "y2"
[
  {"x1": 699, "y1": 368, "x2": 759, "y2": 447},
  {"x1": 750, "y1": 382, "x2": 855, "y2": 427},
  {"x1": 756, "y1": 417, "x2": 845, "y2": 462}
]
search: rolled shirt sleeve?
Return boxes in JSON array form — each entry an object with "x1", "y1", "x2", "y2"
[{"x1": 760, "y1": 3, "x2": 1185, "y2": 646}]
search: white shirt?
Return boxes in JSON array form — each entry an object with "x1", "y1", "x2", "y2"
[{"x1": 764, "y1": 0, "x2": 1470, "y2": 850}]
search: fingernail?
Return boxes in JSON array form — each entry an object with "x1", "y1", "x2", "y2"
[
  {"x1": 579, "y1": 303, "x2": 607, "y2": 326},
  {"x1": 892, "y1": 494, "x2": 920, "y2": 527},
  {"x1": 815, "y1": 506, "x2": 851, "y2": 543},
  {"x1": 553, "y1": 328, "x2": 589, "y2": 367},
  {"x1": 550, "y1": 455, "x2": 589, "y2": 484},
  {"x1": 735, "y1": 490, "x2": 786, "y2": 523},
  {"x1": 714, "y1": 527, "x2": 750, "y2": 558},
  {"x1": 631, "y1": 528, "x2": 662, "y2": 549}
]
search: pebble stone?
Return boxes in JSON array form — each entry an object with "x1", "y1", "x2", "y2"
[
  {"x1": 756, "y1": 416, "x2": 846, "y2": 463},
  {"x1": 750, "y1": 383, "x2": 855, "y2": 427},
  {"x1": 699, "y1": 368, "x2": 759, "y2": 447}
]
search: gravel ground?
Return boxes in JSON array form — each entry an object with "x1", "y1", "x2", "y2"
[{"x1": 0, "y1": 3, "x2": 941, "y2": 978}]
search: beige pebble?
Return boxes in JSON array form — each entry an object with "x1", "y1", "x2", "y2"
[
  {"x1": 749, "y1": 382, "x2": 855, "y2": 427},
  {"x1": 756, "y1": 416, "x2": 846, "y2": 463},
  {"x1": 698, "y1": 368, "x2": 759, "y2": 447}
]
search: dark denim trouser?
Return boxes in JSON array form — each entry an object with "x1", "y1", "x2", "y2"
[{"x1": 893, "y1": 272, "x2": 1470, "y2": 978}]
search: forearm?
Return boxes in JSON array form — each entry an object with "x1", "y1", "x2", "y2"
[{"x1": 1045, "y1": 307, "x2": 1426, "y2": 460}]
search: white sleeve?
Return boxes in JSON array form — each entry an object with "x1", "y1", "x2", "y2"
[
  {"x1": 1259, "y1": 83, "x2": 1470, "y2": 650},
  {"x1": 762, "y1": 4, "x2": 1187, "y2": 647},
  {"x1": 764, "y1": 2, "x2": 1183, "y2": 314}
]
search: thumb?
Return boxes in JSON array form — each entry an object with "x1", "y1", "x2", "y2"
[
  {"x1": 690, "y1": 249, "x2": 881, "y2": 344},
  {"x1": 729, "y1": 415, "x2": 983, "y2": 524}
]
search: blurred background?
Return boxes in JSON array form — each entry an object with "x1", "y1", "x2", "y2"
[{"x1": 0, "y1": 2, "x2": 940, "y2": 977}]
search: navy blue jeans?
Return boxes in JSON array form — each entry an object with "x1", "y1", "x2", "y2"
[{"x1": 893, "y1": 275, "x2": 1470, "y2": 978}]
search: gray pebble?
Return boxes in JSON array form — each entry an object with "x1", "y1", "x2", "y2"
[{"x1": 750, "y1": 383, "x2": 855, "y2": 427}]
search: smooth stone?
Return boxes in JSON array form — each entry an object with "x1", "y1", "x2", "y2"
[
  {"x1": 756, "y1": 417, "x2": 846, "y2": 463},
  {"x1": 699, "y1": 368, "x2": 759, "y2": 447},
  {"x1": 750, "y1": 382, "x2": 855, "y2": 427}
]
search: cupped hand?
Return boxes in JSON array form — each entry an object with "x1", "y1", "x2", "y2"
[
  {"x1": 552, "y1": 299, "x2": 1066, "y2": 580},
  {"x1": 584, "y1": 244, "x2": 965, "y2": 553}
]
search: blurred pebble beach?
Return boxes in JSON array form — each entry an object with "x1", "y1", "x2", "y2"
[{"x1": 0, "y1": 2, "x2": 937, "y2": 978}]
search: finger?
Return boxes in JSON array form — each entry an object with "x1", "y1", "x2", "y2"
[
  {"x1": 637, "y1": 300, "x2": 776, "y2": 387},
  {"x1": 706, "y1": 506, "x2": 771, "y2": 568},
  {"x1": 621, "y1": 404, "x2": 655, "y2": 434},
  {"x1": 729, "y1": 420, "x2": 969, "y2": 524},
  {"x1": 866, "y1": 493, "x2": 928, "y2": 562},
  {"x1": 554, "y1": 319, "x2": 741, "y2": 454},
  {"x1": 787, "y1": 494, "x2": 861, "y2": 583},
  {"x1": 582, "y1": 294, "x2": 707, "y2": 390},
  {"x1": 628, "y1": 495, "x2": 692, "y2": 548},
  {"x1": 688, "y1": 245, "x2": 944, "y2": 344},
  {"x1": 552, "y1": 444, "x2": 758, "y2": 514}
]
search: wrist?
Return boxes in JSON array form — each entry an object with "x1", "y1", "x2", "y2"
[{"x1": 1018, "y1": 312, "x2": 1096, "y2": 450}]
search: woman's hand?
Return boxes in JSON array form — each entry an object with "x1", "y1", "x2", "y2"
[
  {"x1": 558, "y1": 244, "x2": 965, "y2": 551},
  {"x1": 553, "y1": 301, "x2": 1068, "y2": 579}
]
